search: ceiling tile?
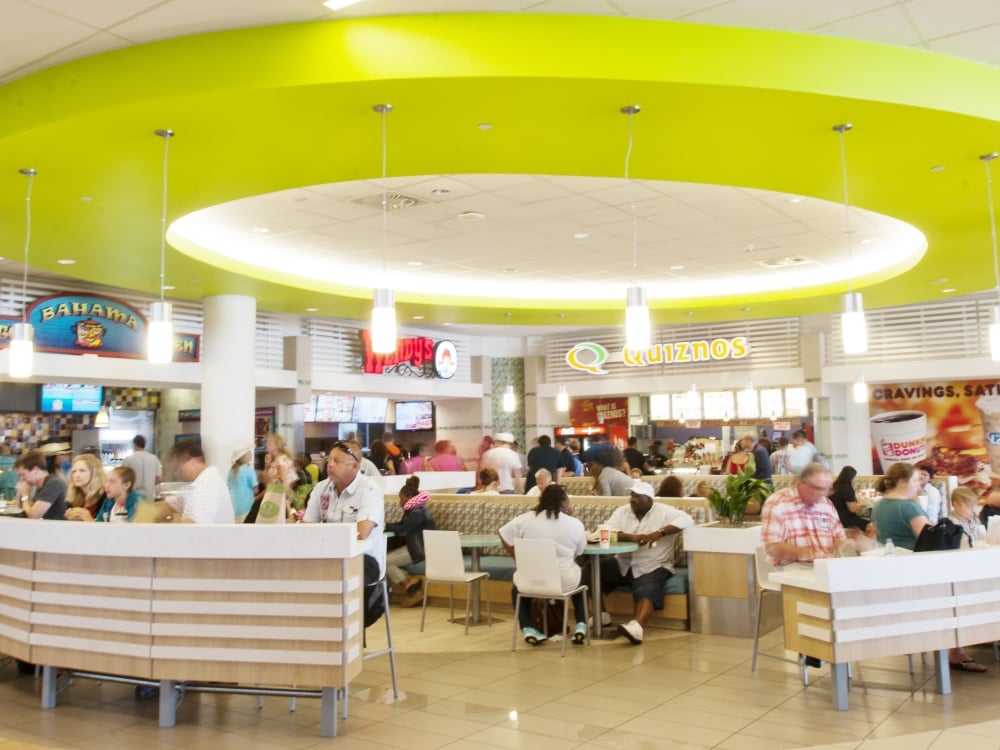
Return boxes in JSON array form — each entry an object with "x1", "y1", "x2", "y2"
[
  {"x1": 810, "y1": 4, "x2": 925, "y2": 47},
  {"x1": 925, "y1": 23, "x2": 1000, "y2": 66},
  {"x1": 0, "y1": 29, "x2": 128, "y2": 83},
  {"x1": 611, "y1": 0, "x2": 733, "y2": 20},
  {"x1": 684, "y1": 0, "x2": 897, "y2": 31},
  {"x1": 904, "y1": 0, "x2": 1000, "y2": 43},
  {"x1": 0, "y1": 0, "x2": 99, "y2": 78},
  {"x1": 28, "y1": 0, "x2": 164, "y2": 29}
]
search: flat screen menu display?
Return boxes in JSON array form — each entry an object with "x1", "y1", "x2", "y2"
[
  {"x1": 316, "y1": 395, "x2": 355, "y2": 422},
  {"x1": 303, "y1": 395, "x2": 318, "y2": 422},
  {"x1": 352, "y1": 397, "x2": 388, "y2": 424},
  {"x1": 39, "y1": 384, "x2": 103, "y2": 413},
  {"x1": 395, "y1": 401, "x2": 433, "y2": 431}
]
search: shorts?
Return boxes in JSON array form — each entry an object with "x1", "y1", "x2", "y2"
[{"x1": 599, "y1": 557, "x2": 671, "y2": 610}]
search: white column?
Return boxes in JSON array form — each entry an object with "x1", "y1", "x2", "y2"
[{"x1": 201, "y1": 295, "x2": 256, "y2": 477}]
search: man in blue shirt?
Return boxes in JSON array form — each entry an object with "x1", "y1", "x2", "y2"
[{"x1": 741, "y1": 433, "x2": 773, "y2": 485}]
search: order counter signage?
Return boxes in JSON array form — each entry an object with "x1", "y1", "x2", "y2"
[{"x1": 0, "y1": 522, "x2": 366, "y2": 736}]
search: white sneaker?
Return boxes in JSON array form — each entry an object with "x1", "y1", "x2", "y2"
[
  {"x1": 587, "y1": 611, "x2": 613, "y2": 627},
  {"x1": 618, "y1": 619, "x2": 643, "y2": 644}
]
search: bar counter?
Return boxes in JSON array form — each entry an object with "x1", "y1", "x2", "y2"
[{"x1": 0, "y1": 520, "x2": 369, "y2": 736}]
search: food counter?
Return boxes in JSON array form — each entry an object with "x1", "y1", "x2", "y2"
[
  {"x1": 770, "y1": 547, "x2": 1000, "y2": 710},
  {"x1": 0, "y1": 521, "x2": 368, "y2": 736}
]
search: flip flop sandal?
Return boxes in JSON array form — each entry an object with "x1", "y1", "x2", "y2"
[{"x1": 950, "y1": 660, "x2": 987, "y2": 672}]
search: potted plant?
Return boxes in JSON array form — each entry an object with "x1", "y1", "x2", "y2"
[{"x1": 707, "y1": 465, "x2": 771, "y2": 526}]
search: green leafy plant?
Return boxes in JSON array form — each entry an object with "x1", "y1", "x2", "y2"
[{"x1": 707, "y1": 465, "x2": 771, "y2": 525}]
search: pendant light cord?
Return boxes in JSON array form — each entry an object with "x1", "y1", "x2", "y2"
[
  {"x1": 624, "y1": 108, "x2": 638, "y2": 274},
  {"x1": 836, "y1": 124, "x2": 853, "y2": 294},
  {"x1": 380, "y1": 105, "x2": 389, "y2": 281},
  {"x1": 983, "y1": 154, "x2": 1000, "y2": 304},
  {"x1": 155, "y1": 129, "x2": 174, "y2": 303},
  {"x1": 19, "y1": 169, "x2": 35, "y2": 323}
]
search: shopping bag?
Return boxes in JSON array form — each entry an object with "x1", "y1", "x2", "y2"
[{"x1": 255, "y1": 483, "x2": 286, "y2": 524}]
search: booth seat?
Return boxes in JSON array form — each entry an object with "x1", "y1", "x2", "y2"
[{"x1": 384, "y1": 494, "x2": 709, "y2": 627}]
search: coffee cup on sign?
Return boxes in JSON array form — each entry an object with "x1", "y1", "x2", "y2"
[
  {"x1": 870, "y1": 410, "x2": 927, "y2": 471},
  {"x1": 975, "y1": 395, "x2": 1000, "y2": 475}
]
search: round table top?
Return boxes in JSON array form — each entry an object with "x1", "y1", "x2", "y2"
[
  {"x1": 583, "y1": 541, "x2": 639, "y2": 554},
  {"x1": 459, "y1": 533, "x2": 501, "y2": 547}
]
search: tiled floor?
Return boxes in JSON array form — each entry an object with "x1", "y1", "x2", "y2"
[{"x1": 1, "y1": 606, "x2": 999, "y2": 750}]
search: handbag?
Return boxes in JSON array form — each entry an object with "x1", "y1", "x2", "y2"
[
  {"x1": 913, "y1": 518, "x2": 965, "y2": 552},
  {"x1": 254, "y1": 483, "x2": 286, "y2": 524}
]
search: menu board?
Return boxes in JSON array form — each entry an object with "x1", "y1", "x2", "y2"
[
  {"x1": 671, "y1": 391, "x2": 702, "y2": 421},
  {"x1": 649, "y1": 394, "x2": 671, "y2": 421},
  {"x1": 784, "y1": 387, "x2": 808, "y2": 417},
  {"x1": 353, "y1": 397, "x2": 388, "y2": 424},
  {"x1": 316, "y1": 395, "x2": 355, "y2": 422},
  {"x1": 703, "y1": 391, "x2": 734, "y2": 420},
  {"x1": 395, "y1": 401, "x2": 433, "y2": 431},
  {"x1": 303, "y1": 395, "x2": 318, "y2": 423},
  {"x1": 736, "y1": 387, "x2": 760, "y2": 419},
  {"x1": 760, "y1": 388, "x2": 784, "y2": 419},
  {"x1": 40, "y1": 384, "x2": 103, "y2": 413}
]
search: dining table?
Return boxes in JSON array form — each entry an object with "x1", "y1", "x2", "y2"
[
  {"x1": 581, "y1": 541, "x2": 639, "y2": 638},
  {"x1": 459, "y1": 533, "x2": 500, "y2": 625}
]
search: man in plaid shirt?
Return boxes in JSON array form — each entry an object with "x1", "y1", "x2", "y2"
[{"x1": 761, "y1": 463, "x2": 846, "y2": 565}]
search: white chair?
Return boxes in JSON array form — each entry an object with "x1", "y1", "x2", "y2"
[
  {"x1": 419, "y1": 530, "x2": 491, "y2": 635},
  {"x1": 511, "y1": 538, "x2": 590, "y2": 657},
  {"x1": 752, "y1": 546, "x2": 809, "y2": 684}
]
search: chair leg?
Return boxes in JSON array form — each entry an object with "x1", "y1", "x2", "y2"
[
  {"x1": 449, "y1": 585, "x2": 455, "y2": 625},
  {"x1": 419, "y1": 581, "x2": 430, "y2": 633},
  {"x1": 560, "y1": 598, "x2": 570, "y2": 657},
  {"x1": 994, "y1": 641, "x2": 999, "y2": 662},
  {"x1": 799, "y1": 653, "x2": 809, "y2": 686},
  {"x1": 907, "y1": 654, "x2": 914, "y2": 675},
  {"x1": 381, "y1": 579, "x2": 399, "y2": 698},
  {"x1": 751, "y1": 588, "x2": 765, "y2": 672},
  {"x1": 583, "y1": 588, "x2": 591, "y2": 646},
  {"x1": 485, "y1": 580, "x2": 492, "y2": 628},
  {"x1": 511, "y1": 595, "x2": 522, "y2": 651},
  {"x1": 464, "y1": 583, "x2": 472, "y2": 636}
]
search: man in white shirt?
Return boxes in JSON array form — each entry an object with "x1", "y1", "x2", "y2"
[
  {"x1": 123, "y1": 434, "x2": 162, "y2": 501},
  {"x1": 916, "y1": 464, "x2": 943, "y2": 523},
  {"x1": 481, "y1": 432, "x2": 522, "y2": 494},
  {"x1": 304, "y1": 441, "x2": 385, "y2": 620},
  {"x1": 788, "y1": 430, "x2": 818, "y2": 474},
  {"x1": 599, "y1": 481, "x2": 693, "y2": 644},
  {"x1": 525, "y1": 468, "x2": 553, "y2": 497},
  {"x1": 167, "y1": 440, "x2": 235, "y2": 524}
]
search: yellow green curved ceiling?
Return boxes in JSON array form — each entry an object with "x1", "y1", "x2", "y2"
[{"x1": 1, "y1": 13, "x2": 999, "y2": 326}]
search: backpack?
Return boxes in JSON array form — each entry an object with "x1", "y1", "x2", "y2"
[
  {"x1": 364, "y1": 579, "x2": 386, "y2": 627},
  {"x1": 913, "y1": 518, "x2": 966, "y2": 552}
]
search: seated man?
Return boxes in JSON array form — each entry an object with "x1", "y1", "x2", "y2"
[
  {"x1": 166, "y1": 440, "x2": 236, "y2": 524},
  {"x1": 761, "y1": 462, "x2": 846, "y2": 669},
  {"x1": 761, "y1": 463, "x2": 846, "y2": 565},
  {"x1": 599, "y1": 482, "x2": 693, "y2": 644},
  {"x1": 525, "y1": 468, "x2": 553, "y2": 497}
]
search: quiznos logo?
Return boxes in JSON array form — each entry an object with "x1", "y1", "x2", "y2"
[{"x1": 565, "y1": 337, "x2": 750, "y2": 375}]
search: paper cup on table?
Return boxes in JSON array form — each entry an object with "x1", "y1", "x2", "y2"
[
  {"x1": 870, "y1": 410, "x2": 927, "y2": 470},
  {"x1": 976, "y1": 395, "x2": 1000, "y2": 474},
  {"x1": 598, "y1": 525, "x2": 611, "y2": 548}
]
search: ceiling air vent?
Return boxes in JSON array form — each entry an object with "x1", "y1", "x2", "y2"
[
  {"x1": 755, "y1": 256, "x2": 814, "y2": 268},
  {"x1": 352, "y1": 192, "x2": 423, "y2": 210}
]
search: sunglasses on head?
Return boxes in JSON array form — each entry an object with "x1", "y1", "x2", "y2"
[{"x1": 332, "y1": 441, "x2": 359, "y2": 462}]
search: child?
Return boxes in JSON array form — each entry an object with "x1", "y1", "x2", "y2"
[{"x1": 948, "y1": 487, "x2": 980, "y2": 546}]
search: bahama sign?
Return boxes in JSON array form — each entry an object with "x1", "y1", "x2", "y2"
[
  {"x1": 0, "y1": 292, "x2": 200, "y2": 362},
  {"x1": 565, "y1": 337, "x2": 749, "y2": 375}
]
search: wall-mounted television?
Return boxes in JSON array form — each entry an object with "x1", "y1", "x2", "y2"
[
  {"x1": 303, "y1": 395, "x2": 318, "y2": 423},
  {"x1": 40, "y1": 384, "x2": 103, "y2": 414},
  {"x1": 395, "y1": 401, "x2": 434, "y2": 431},
  {"x1": 352, "y1": 397, "x2": 388, "y2": 424},
  {"x1": 316, "y1": 395, "x2": 355, "y2": 422}
]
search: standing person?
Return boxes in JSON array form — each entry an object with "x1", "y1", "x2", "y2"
[
  {"x1": 915, "y1": 464, "x2": 943, "y2": 524},
  {"x1": 14, "y1": 450, "x2": 68, "y2": 520},
  {"x1": 166, "y1": 440, "x2": 235, "y2": 524},
  {"x1": 303, "y1": 442, "x2": 385, "y2": 618},
  {"x1": 381, "y1": 431, "x2": 403, "y2": 474},
  {"x1": 589, "y1": 449, "x2": 633, "y2": 497},
  {"x1": 227, "y1": 443, "x2": 258, "y2": 521},
  {"x1": 385, "y1": 476, "x2": 436, "y2": 607},
  {"x1": 123, "y1": 434, "x2": 162, "y2": 503},
  {"x1": 64, "y1": 453, "x2": 108, "y2": 517},
  {"x1": 623, "y1": 437, "x2": 649, "y2": 474},
  {"x1": 761, "y1": 463, "x2": 846, "y2": 565},
  {"x1": 481, "y1": 432, "x2": 522, "y2": 494},
  {"x1": 427, "y1": 440, "x2": 465, "y2": 472},
  {"x1": 553, "y1": 436, "x2": 577, "y2": 478},
  {"x1": 525, "y1": 435, "x2": 563, "y2": 492},
  {"x1": 787, "y1": 430, "x2": 817, "y2": 474},
  {"x1": 721, "y1": 439, "x2": 751, "y2": 475},
  {"x1": 500, "y1": 484, "x2": 589, "y2": 646},
  {"x1": 68, "y1": 466, "x2": 141, "y2": 523},
  {"x1": 597, "y1": 482, "x2": 693, "y2": 644},
  {"x1": 870, "y1": 462, "x2": 930, "y2": 551},
  {"x1": 741, "y1": 432, "x2": 772, "y2": 485},
  {"x1": 368, "y1": 439, "x2": 396, "y2": 475},
  {"x1": 770, "y1": 437, "x2": 793, "y2": 475},
  {"x1": 398, "y1": 443, "x2": 428, "y2": 475}
]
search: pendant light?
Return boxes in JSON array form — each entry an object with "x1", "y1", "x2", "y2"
[
  {"x1": 148, "y1": 128, "x2": 175, "y2": 364},
  {"x1": 853, "y1": 374, "x2": 868, "y2": 404},
  {"x1": 371, "y1": 103, "x2": 397, "y2": 354},
  {"x1": 9, "y1": 168, "x2": 37, "y2": 378},
  {"x1": 621, "y1": 104, "x2": 650, "y2": 352},
  {"x1": 834, "y1": 123, "x2": 868, "y2": 354},
  {"x1": 94, "y1": 402, "x2": 111, "y2": 428},
  {"x1": 737, "y1": 307, "x2": 758, "y2": 418},
  {"x1": 981, "y1": 152, "x2": 1000, "y2": 360},
  {"x1": 556, "y1": 385, "x2": 569, "y2": 412},
  {"x1": 501, "y1": 312, "x2": 517, "y2": 413}
]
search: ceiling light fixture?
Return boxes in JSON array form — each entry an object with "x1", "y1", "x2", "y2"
[
  {"x1": 556, "y1": 385, "x2": 569, "y2": 412},
  {"x1": 94, "y1": 402, "x2": 111, "y2": 428},
  {"x1": 56, "y1": 258, "x2": 75, "y2": 265},
  {"x1": 621, "y1": 104, "x2": 650, "y2": 352},
  {"x1": 853, "y1": 374, "x2": 868, "y2": 404},
  {"x1": 834, "y1": 123, "x2": 868, "y2": 355},
  {"x1": 148, "y1": 128, "x2": 175, "y2": 364},
  {"x1": 322, "y1": 0, "x2": 361, "y2": 10},
  {"x1": 9, "y1": 168, "x2": 37, "y2": 378},
  {"x1": 371, "y1": 103, "x2": 397, "y2": 354},
  {"x1": 503, "y1": 311, "x2": 517, "y2": 413},
  {"x1": 981, "y1": 152, "x2": 1000, "y2": 360}
]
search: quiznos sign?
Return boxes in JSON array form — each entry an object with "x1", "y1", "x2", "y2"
[{"x1": 565, "y1": 337, "x2": 749, "y2": 375}]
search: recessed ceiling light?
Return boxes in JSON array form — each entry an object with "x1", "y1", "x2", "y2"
[
  {"x1": 941, "y1": 288, "x2": 957, "y2": 294},
  {"x1": 859, "y1": 238, "x2": 876, "y2": 245},
  {"x1": 407, "y1": 260, "x2": 424, "y2": 267},
  {"x1": 442, "y1": 322, "x2": 451, "y2": 326},
  {"x1": 430, "y1": 188, "x2": 450, "y2": 196},
  {"x1": 286, "y1": 196, "x2": 308, "y2": 203},
  {"x1": 930, "y1": 165, "x2": 946, "y2": 173},
  {"x1": 305, "y1": 307, "x2": 319, "y2": 312},
  {"x1": 322, "y1": 0, "x2": 360, "y2": 10},
  {"x1": 252, "y1": 226, "x2": 270, "y2": 234},
  {"x1": 932, "y1": 278, "x2": 949, "y2": 284},
  {"x1": 56, "y1": 259, "x2": 75, "y2": 265},
  {"x1": 503, "y1": 268, "x2": 517, "y2": 273},
  {"x1": 457, "y1": 211, "x2": 486, "y2": 221},
  {"x1": 79, "y1": 196, "x2": 92, "y2": 202},
  {"x1": 572, "y1": 232, "x2": 590, "y2": 240},
  {"x1": 669, "y1": 264, "x2": 685, "y2": 270},
  {"x1": 412, "y1": 315, "x2": 425, "y2": 320},
  {"x1": 787, "y1": 196, "x2": 807, "y2": 204},
  {"x1": 478, "y1": 123, "x2": 493, "y2": 131},
  {"x1": 162, "y1": 285, "x2": 175, "y2": 291}
]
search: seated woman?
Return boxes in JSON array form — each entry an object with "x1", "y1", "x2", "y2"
[
  {"x1": 656, "y1": 475, "x2": 684, "y2": 498},
  {"x1": 499, "y1": 484, "x2": 588, "y2": 645},
  {"x1": 829, "y1": 465, "x2": 873, "y2": 536},
  {"x1": 67, "y1": 466, "x2": 141, "y2": 523},
  {"x1": 946, "y1": 487, "x2": 988, "y2": 672},
  {"x1": 870, "y1": 462, "x2": 930, "y2": 551},
  {"x1": 385, "y1": 476, "x2": 437, "y2": 607},
  {"x1": 63, "y1": 453, "x2": 107, "y2": 520},
  {"x1": 472, "y1": 468, "x2": 500, "y2": 495}
]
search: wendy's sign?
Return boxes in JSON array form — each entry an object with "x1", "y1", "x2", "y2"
[
  {"x1": 0, "y1": 292, "x2": 200, "y2": 362},
  {"x1": 360, "y1": 330, "x2": 456, "y2": 379}
]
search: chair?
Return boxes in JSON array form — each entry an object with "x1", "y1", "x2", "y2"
[
  {"x1": 419, "y1": 530, "x2": 491, "y2": 635},
  {"x1": 752, "y1": 546, "x2": 809, "y2": 685},
  {"x1": 511, "y1": 538, "x2": 590, "y2": 657},
  {"x1": 363, "y1": 573, "x2": 399, "y2": 700}
]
